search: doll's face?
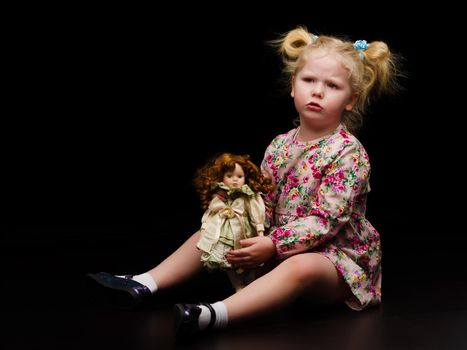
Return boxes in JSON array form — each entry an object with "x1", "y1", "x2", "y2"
[{"x1": 223, "y1": 163, "x2": 245, "y2": 189}]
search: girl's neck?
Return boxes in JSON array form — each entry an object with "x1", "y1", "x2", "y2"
[{"x1": 296, "y1": 122, "x2": 340, "y2": 142}]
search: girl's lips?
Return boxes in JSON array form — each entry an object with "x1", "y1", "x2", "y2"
[{"x1": 306, "y1": 102, "x2": 323, "y2": 111}]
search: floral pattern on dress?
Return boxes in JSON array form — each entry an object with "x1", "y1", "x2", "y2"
[{"x1": 261, "y1": 125, "x2": 382, "y2": 310}]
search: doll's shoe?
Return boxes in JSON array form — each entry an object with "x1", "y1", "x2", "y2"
[
  {"x1": 173, "y1": 303, "x2": 216, "y2": 338},
  {"x1": 85, "y1": 272, "x2": 152, "y2": 309}
]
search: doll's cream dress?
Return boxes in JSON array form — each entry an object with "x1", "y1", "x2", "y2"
[{"x1": 196, "y1": 182, "x2": 265, "y2": 271}]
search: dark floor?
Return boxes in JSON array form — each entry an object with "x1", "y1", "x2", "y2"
[{"x1": 4, "y1": 235, "x2": 467, "y2": 350}]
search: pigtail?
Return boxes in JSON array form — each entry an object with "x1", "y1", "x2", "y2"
[
  {"x1": 360, "y1": 41, "x2": 399, "y2": 99},
  {"x1": 270, "y1": 26, "x2": 317, "y2": 76},
  {"x1": 344, "y1": 39, "x2": 401, "y2": 133}
]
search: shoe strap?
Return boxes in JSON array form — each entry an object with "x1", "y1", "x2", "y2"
[{"x1": 200, "y1": 303, "x2": 216, "y2": 329}]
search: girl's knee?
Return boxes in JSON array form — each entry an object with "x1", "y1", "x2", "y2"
[{"x1": 281, "y1": 254, "x2": 330, "y2": 285}]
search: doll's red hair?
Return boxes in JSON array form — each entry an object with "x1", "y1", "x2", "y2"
[{"x1": 193, "y1": 153, "x2": 274, "y2": 210}]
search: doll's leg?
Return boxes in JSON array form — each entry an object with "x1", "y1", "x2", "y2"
[
  {"x1": 242, "y1": 269, "x2": 257, "y2": 286},
  {"x1": 226, "y1": 269, "x2": 257, "y2": 292},
  {"x1": 225, "y1": 270, "x2": 246, "y2": 292},
  {"x1": 146, "y1": 230, "x2": 203, "y2": 290},
  {"x1": 223, "y1": 252, "x2": 351, "y2": 323}
]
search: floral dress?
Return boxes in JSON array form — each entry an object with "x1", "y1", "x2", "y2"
[
  {"x1": 261, "y1": 125, "x2": 382, "y2": 310},
  {"x1": 196, "y1": 182, "x2": 266, "y2": 271}
]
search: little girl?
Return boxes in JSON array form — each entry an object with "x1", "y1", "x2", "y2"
[
  {"x1": 193, "y1": 152, "x2": 274, "y2": 291},
  {"x1": 86, "y1": 26, "x2": 399, "y2": 339}
]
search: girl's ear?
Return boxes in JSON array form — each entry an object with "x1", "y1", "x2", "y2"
[
  {"x1": 290, "y1": 75, "x2": 295, "y2": 98},
  {"x1": 345, "y1": 93, "x2": 358, "y2": 111}
]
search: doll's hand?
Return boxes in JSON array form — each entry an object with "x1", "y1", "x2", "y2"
[{"x1": 226, "y1": 236, "x2": 276, "y2": 269}]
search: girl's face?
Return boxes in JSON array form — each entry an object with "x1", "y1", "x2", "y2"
[
  {"x1": 223, "y1": 163, "x2": 245, "y2": 189},
  {"x1": 291, "y1": 48, "x2": 356, "y2": 133}
]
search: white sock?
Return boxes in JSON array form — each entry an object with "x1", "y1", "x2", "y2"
[
  {"x1": 198, "y1": 302, "x2": 228, "y2": 330},
  {"x1": 116, "y1": 273, "x2": 158, "y2": 294},
  {"x1": 212, "y1": 302, "x2": 228, "y2": 329},
  {"x1": 116, "y1": 274, "x2": 158, "y2": 293},
  {"x1": 198, "y1": 305, "x2": 211, "y2": 330},
  {"x1": 131, "y1": 273, "x2": 158, "y2": 293}
]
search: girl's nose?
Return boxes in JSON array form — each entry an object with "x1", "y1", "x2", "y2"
[
  {"x1": 312, "y1": 89, "x2": 323, "y2": 98},
  {"x1": 311, "y1": 84, "x2": 324, "y2": 98}
]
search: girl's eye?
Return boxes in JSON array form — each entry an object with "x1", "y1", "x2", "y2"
[
  {"x1": 303, "y1": 77, "x2": 315, "y2": 82},
  {"x1": 328, "y1": 83, "x2": 338, "y2": 89}
]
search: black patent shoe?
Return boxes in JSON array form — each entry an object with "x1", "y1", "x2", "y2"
[
  {"x1": 173, "y1": 303, "x2": 216, "y2": 339},
  {"x1": 85, "y1": 272, "x2": 152, "y2": 309}
]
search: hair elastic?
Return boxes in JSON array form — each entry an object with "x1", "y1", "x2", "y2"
[{"x1": 353, "y1": 40, "x2": 369, "y2": 59}]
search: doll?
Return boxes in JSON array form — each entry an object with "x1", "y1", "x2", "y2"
[{"x1": 193, "y1": 152, "x2": 274, "y2": 291}]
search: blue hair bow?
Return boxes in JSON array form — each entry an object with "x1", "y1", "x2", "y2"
[
  {"x1": 353, "y1": 40, "x2": 369, "y2": 51},
  {"x1": 353, "y1": 40, "x2": 369, "y2": 59}
]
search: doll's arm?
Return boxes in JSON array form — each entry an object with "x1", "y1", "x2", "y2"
[{"x1": 246, "y1": 194, "x2": 266, "y2": 235}]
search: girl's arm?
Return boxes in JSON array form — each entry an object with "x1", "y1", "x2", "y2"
[{"x1": 269, "y1": 145, "x2": 371, "y2": 259}]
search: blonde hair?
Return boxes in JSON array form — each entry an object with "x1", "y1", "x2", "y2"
[{"x1": 270, "y1": 26, "x2": 400, "y2": 132}]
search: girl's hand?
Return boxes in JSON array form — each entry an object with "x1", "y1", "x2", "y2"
[{"x1": 226, "y1": 236, "x2": 276, "y2": 269}]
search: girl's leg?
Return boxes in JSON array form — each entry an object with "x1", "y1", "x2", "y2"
[
  {"x1": 223, "y1": 252, "x2": 351, "y2": 322},
  {"x1": 146, "y1": 230, "x2": 204, "y2": 290},
  {"x1": 86, "y1": 231, "x2": 204, "y2": 309}
]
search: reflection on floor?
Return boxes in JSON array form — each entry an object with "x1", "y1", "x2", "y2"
[{"x1": 4, "y1": 238, "x2": 467, "y2": 350}]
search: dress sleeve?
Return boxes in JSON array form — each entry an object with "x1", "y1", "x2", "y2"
[{"x1": 269, "y1": 144, "x2": 371, "y2": 259}]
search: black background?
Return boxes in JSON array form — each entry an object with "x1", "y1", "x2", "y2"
[{"x1": 2, "y1": 4, "x2": 460, "y2": 280}]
